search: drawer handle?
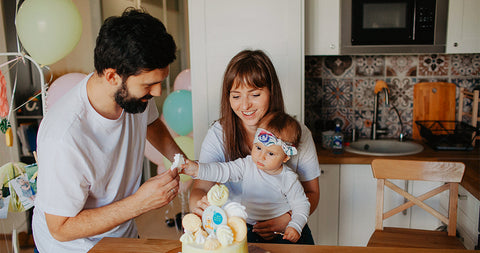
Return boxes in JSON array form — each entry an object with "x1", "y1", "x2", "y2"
[{"x1": 458, "y1": 194, "x2": 468, "y2": 200}]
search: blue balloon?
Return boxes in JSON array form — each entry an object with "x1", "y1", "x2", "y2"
[{"x1": 163, "y1": 90, "x2": 193, "y2": 136}]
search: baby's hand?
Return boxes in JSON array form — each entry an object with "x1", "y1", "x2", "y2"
[
  {"x1": 170, "y1": 153, "x2": 185, "y2": 171},
  {"x1": 180, "y1": 159, "x2": 199, "y2": 178},
  {"x1": 283, "y1": 227, "x2": 300, "y2": 243}
]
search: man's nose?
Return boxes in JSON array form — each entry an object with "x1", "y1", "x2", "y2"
[{"x1": 150, "y1": 83, "x2": 162, "y2": 97}]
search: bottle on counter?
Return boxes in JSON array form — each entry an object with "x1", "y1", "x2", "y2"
[{"x1": 332, "y1": 122, "x2": 344, "y2": 154}]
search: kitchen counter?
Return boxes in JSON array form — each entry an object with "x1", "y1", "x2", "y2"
[
  {"x1": 314, "y1": 140, "x2": 480, "y2": 201},
  {"x1": 89, "y1": 237, "x2": 476, "y2": 252}
]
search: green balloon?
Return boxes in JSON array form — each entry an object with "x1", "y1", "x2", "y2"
[
  {"x1": 163, "y1": 136, "x2": 195, "y2": 182},
  {"x1": 15, "y1": 0, "x2": 82, "y2": 65}
]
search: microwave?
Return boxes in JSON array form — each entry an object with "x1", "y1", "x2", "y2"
[{"x1": 341, "y1": 0, "x2": 448, "y2": 54}]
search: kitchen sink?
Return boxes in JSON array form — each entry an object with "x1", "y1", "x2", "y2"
[{"x1": 345, "y1": 139, "x2": 424, "y2": 156}]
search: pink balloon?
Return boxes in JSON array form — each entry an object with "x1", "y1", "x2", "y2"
[
  {"x1": 173, "y1": 69, "x2": 191, "y2": 91},
  {"x1": 46, "y1": 73, "x2": 87, "y2": 109}
]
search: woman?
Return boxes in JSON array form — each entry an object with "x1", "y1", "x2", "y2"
[{"x1": 189, "y1": 49, "x2": 320, "y2": 244}]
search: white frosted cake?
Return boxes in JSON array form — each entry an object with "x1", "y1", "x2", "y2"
[{"x1": 181, "y1": 184, "x2": 248, "y2": 253}]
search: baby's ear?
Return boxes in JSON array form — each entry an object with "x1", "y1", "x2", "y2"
[{"x1": 282, "y1": 155, "x2": 290, "y2": 163}]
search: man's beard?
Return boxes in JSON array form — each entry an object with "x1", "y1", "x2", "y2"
[{"x1": 114, "y1": 82, "x2": 153, "y2": 114}]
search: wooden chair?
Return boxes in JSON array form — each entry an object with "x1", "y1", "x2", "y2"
[
  {"x1": 367, "y1": 159, "x2": 466, "y2": 249},
  {"x1": 457, "y1": 87, "x2": 480, "y2": 146}
]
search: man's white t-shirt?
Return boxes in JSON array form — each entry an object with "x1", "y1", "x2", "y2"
[
  {"x1": 32, "y1": 73, "x2": 158, "y2": 252},
  {"x1": 199, "y1": 121, "x2": 321, "y2": 202}
]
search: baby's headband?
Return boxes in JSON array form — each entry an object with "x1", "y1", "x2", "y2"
[{"x1": 253, "y1": 128, "x2": 297, "y2": 156}]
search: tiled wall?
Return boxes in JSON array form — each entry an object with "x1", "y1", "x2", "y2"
[{"x1": 304, "y1": 54, "x2": 480, "y2": 140}]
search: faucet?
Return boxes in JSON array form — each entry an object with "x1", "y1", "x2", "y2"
[
  {"x1": 391, "y1": 105, "x2": 407, "y2": 142},
  {"x1": 371, "y1": 80, "x2": 389, "y2": 140}
]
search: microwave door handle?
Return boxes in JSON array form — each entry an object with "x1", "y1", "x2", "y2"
[{"x1": 412, "y1": 1, "x2": 416, "y2": 41}]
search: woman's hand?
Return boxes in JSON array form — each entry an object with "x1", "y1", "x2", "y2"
[
  {"x1": 283, "y1": 227, "x2": 300, "y2": 243},
  {"x1": 252, "y1": 212, "x2": 291, "y2": 240},
  {"x1": 189, "y1": 180, "x2": 215, "y2": 216},
  {"x1": 190, "y1": 195, "x2": 209, "y2": 217}
]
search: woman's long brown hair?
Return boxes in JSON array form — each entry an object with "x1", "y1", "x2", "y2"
[{"x1": 219, "y1": 50, "x2": 285, "y2": 161}]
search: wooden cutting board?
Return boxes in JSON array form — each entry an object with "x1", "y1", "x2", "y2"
[{"x1": 412, "y1": 82, "x2": 457, "y2": 140}]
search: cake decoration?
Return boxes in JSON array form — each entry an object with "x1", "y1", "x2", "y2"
[
  {"x1": 202, "y1": 205, "x2": 227, "y2": 234},
  {"x1": 222, "y1": 201, "x2": 247, "y2": 221},
  {"x1": 216, "y1": 225, "x2": 234, "y2": 246},
  {"x1": 226, "y1": 216, "x2": 247, "y2": 242},
  {"x1": 170, "y1": 153, "x2": 185, "y2": 171},
  {"x1": 194, "y1": 230, "x2": 207, "y2": 245},
  {"x1": 204, "y1": 234, "x2": 221, "y2": 250},
  {"x1": 206, "y1": 184, "x2": 229, "y2": 206},
  {"x1": 180, "y1": 184, "x2": 248, "y2": 253},
  {"x1": 180, "y1": 231, "x2": 195, "y2": 244},
  {"x1": 182, "y1": 213, "x2": 202, "y2": 233}
]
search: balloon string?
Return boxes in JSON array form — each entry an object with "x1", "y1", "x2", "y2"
[
  {"x1": 0, "y1": 56, "x2": 20, "y2": 69},
  {"x1": 14, "y1": 0, "x2": 26, "y2": 65},
  {"x1": 6, "y1": 65, "x2": 18, "y2": 122},
  {"x1": 43, "y1": 65, "x2": 53, "y2": 85},
  {"x1": 12, "y1": 92, "x2": 41, "y2": 113}
]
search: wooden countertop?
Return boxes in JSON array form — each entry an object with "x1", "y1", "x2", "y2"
[
  {"x1": 89, "y1": 237, "x2": 475, "y2": 252},
  {"x1": 314, "y1": 140, "x2": 480, "y2": 201}
]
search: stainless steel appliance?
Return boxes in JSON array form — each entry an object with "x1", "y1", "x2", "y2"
[{"x1": 341, "y1": 0, "x2": 448, "y2": 54}]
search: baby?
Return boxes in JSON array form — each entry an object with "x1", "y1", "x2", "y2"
[{"x1": 180, "y1": 111, "x2": 310, "y2": 243}]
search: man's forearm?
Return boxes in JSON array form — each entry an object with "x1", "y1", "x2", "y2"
[
  {"x1": 46, "y1": 170, "x2": 179, "y2": 242},
  {"x1": 147, "y1": 118, "x2": 184, "y2": 162},
  {"x1": 46, "y1": 193, "x2": 143, "y2": 242}
]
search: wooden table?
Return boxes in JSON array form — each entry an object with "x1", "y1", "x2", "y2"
[{"x1": 89, "y1": 237, "x2": 475, "y2": 252}]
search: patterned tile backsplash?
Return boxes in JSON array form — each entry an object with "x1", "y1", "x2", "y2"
[{"x1": 305, "y1": 54, "x2": 480, "y2": 141}]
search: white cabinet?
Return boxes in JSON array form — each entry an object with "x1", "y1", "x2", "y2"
[
  {"x1": 305, "y1": 0, "x2": 340, "y2": 55},
  {"x1": 309, "y1": 164, "x2": 340, "y2": 245},
  {"x1": 446, "y1": 0, "x2": 480, "y2": 53},
  {"x1": 440, "y1": 185, "x2": 480, "y2": 250},
  {"x1": 189, "y1": 0, "x2": 305, "y2": 157},
  {"x1": 338, "y1": 164, "x2": 377, "y2": 246}
]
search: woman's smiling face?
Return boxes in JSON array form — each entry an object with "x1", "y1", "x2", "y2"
[{"x1": 229, "y1": 80, "x2": 270, "y2": 129}]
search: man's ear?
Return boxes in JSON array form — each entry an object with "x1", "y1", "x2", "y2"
[
  {"x1": 103, "y1": 68, "x2": 122, "y2": 86},
  {"x1": 283, "y1": 155, "x2": 291, "y2": 163}
]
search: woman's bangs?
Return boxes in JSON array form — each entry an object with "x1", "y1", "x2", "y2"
[{"x1": 233, "y1": 66, "x2": 267, "y2": 90}]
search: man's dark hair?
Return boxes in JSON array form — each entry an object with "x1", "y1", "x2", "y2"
[{"x1": 94, "y1": 8, "x2": 176, "y2": 79}]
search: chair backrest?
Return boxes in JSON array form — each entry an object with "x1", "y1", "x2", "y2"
[
  {"x1": 371, "y1": 159, "x2": 465, "y2": 236},
  {"x1": 457, "y1": 87, "x2": 480, "y2": 128},
  {"x1": 457, "y1": 87, "x2": 480, "y2": 147}
]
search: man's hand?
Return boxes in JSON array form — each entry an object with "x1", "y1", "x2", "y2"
[
  {"x1": 134, "y1": 168, "x2": 180, "y2": 213},
  {"x1": 252, "y1": 212, "x2": 291, "y2": 240}
]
